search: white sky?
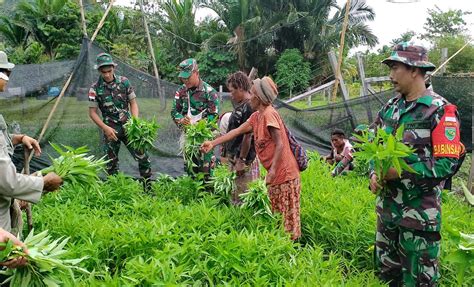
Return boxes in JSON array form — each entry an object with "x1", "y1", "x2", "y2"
[{"x1": 116, "y1": 0, "x2": 473, "y2": 52}]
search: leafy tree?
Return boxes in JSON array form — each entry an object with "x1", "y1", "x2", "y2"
[
  {"x1": 0, "y1": 14, "x2": 29, "y2": 48},
  {"x1": 422, "y1": 6, "x2": 472, "y2": 41},
  {"x1": 429, "y1": 35, "x2": 474, "y2": 74},
  {"x1": 159, "y1": 0, "x2": 201, "y2": 59},
  {"x1": 276, "y1": 48, "x2": 311, "y2": 98},
  {"x1": 200, "y1": 0, "x2": 378, "y2": 79},
  {"x1": 195, "y1": 49, "x2": 237, "y2": 88},
  {"x1": 16, "y1": 0, "x2": 82, "y2": 60},
  {"x1": 7, "y1": 41, "x2": 48, "y2": 64},
  {"x1": 390, "y1": 30, "x2": 417, "y2": 46}
]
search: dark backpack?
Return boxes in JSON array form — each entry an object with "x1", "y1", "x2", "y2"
[{"x1": 284, "y1": 126, "x2": 309, "y2": 171}]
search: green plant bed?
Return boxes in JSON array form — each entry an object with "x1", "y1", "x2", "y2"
[{"x1": 26, "y1": 153, "x2": 473, "y2": 285}]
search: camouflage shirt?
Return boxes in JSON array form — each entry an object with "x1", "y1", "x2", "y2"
[
  {"x1": 88, "y1": 75, "x2": 137, "y2": 125},
  {"x1": 171, "y1": 80, "x2": 219, "y2": 127},
  {"x1": 372, "y1": 89, "x2": 461, "y2": 232}
]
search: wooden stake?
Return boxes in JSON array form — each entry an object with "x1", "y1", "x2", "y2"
[
  {"x1": 331, "y1": 0, "x2": 351, "y2": 102},
  {"x1": 79, "y1": 0, "x2": 88, "y2": 37},
  {"x1": 139, "y1": 0, "x2": 164, "y2": 106},
  {"x1": 91, "y1": 0, "x2": 115, "y2": 43}
]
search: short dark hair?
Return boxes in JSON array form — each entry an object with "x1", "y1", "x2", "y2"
[
  {"x1": 0, "y1": 68, "x2": 11, "y2": 76},
  {"x1": 226, "y1": 71, "x2": 251, "y2": 92},
  {"x1": 331, "y1": 129, "x2": 345, "y2": 138}
]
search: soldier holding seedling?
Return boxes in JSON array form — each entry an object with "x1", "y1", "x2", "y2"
[
  {"x1": 369, "y1": 42, "x2": 464, "y2": 287},
  {"x1": 171, "y1": 58, "x2": 219, "y2": 177},
  {"x1": 88, "y1": 53, "x2": 152, "y2": 181}
]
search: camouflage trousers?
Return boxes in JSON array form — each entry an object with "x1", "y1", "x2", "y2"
[
  {"x1": 184, "y1": 151, "x2": 215, "y2": 179},
  {"x1": 375, "y1": 217, "x2": 441, "y2": 287},
  {"x1": 103, "y1": 124, "x2": 152, "y2": 178}
]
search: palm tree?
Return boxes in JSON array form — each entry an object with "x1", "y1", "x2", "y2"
[
  {"x1": 16, "y1": 0, "x2": 81, "y2": 59},
  {"x1": 0, "y1": 14, "x2": 29, "y2": 48},
  {"x1": 159, "y1": 0, "x2": 201, "y2": 59},
  {"x1": 199, "y1": 0, "x2": 378, "y2": 77}
]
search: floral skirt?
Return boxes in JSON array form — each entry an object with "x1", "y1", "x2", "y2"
[{"x1": 268, "y1": 177, "x2": 301, "y2": 240}]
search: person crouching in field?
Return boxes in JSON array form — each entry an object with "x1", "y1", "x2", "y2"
[
  {"x1": 201, "y1": 76, "x2": 301, "y2": 240},
  {"x1": 324, "y1": 129, "x2": 354, "y2": 176}
]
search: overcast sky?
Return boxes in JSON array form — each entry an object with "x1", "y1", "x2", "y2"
[{"x1": 116, "y1": 0, "x2": 473, "y2": 51}]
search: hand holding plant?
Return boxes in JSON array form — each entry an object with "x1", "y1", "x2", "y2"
[
  {"x1": 124, "y1": 117, "x2": 159, "y2": 152},
  {"x1": 0, "y1": 229, "x2": 89, "y2": 286},
  {"x1": 42, "y1": 144, "x2": 107, "y2": 189},
  {"x1": 183, "y1": 119, "x2": 217, "y2": 173},
  {"x1": 353, "y1": 125, "x2": 417, "y2": 194}
]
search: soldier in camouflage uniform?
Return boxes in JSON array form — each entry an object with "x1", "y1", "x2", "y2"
[
  {"x1": 171, "y1": 58, "x2": 219, "y2": 177},
  {"x1": 369, "y1": 43, "x2": 463, "y2": 287},
  {"x1": 88, "y1": 53, "x2": 152, "y2": 180}
]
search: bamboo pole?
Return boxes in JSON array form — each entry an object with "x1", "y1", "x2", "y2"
[
  {"x1": 331, "y1": 0, "x2": 351, "y2": 102},
  {"x1": 138, "y1": 0, "x2": 164, "y2": 106},
  {"x1": 79, "y1": 0, "x2": 88, "y2": 37},
  {"x1": 27, "y1": 0, "x2": 116, "y2": 164},
  {"x1": 91, "y1": 0, "x2": 115, "y2": 43}
]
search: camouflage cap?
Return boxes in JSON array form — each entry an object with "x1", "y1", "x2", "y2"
[
  {"x1": 382, "y1": 42, "x2": 436, "y2": 71},
  {"x1": 95, "y1": 53, "x2": 117, "y2": 70},
  {"x1": 178, "y1": 58, "x2": 198, "y2": 79}
]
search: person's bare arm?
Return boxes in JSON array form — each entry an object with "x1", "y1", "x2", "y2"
[
  {"x1": 201, "y1": 122, "x2": 252, "y2": 153},
  {"x1": 129, "y1": 98, "x2": 139, "y2": 118},
  {"x1": 266, "y1": 126, "x2": 284, "y2": 183}
]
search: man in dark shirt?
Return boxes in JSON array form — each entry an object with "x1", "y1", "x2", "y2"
[{"x1": 223, "y1": 72, "x2": 259, "y2": 204}]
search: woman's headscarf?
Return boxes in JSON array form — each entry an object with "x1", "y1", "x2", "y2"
[{"x1": 252, "y1": 76, "x2": 278, "y2": 105}]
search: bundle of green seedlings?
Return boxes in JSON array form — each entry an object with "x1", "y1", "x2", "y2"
[
  {"x1": 208, "y1": 164, "x2": 236, "y2": 203},
  {"x1": 240, "y1": 179, "x2": 273, "y2": 217},
  {"x1": 353, "y1": 125, "x2": 417, "y2": 194},
  {"x1": 124, "y1": 117, "x2": 159, "y2": 152},
  {"x1": 0, "y1": 229, "x2": 88, "y2": 286},
  {"x1": 182, "y1": 119, "x2": 217, "y2": 173},
  {"x1": 42, "y1": 143, "x2": 107, "y2": 188}
]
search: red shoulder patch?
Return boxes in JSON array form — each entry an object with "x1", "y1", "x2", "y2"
[{"x1": 432, "y1": 104, "x2": 461, "y2": 158}]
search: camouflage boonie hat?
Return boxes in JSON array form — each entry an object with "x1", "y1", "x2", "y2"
[
  {"x1": 95, "y1": 53, "x2": 117, "y2": 70},
  {"x1": 382, "y1": 42, "x2": 436, "y2": 71},
  {"x1": 178, "y1": 58, "x2": 197, "y2": 79}
]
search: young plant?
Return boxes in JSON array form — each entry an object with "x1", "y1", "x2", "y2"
[
  {"x1": 124, "y1": 117, "x2": 159, "y2": 152},
  {"x1": 445, "y1": 229, "x2": 474, "y2": 285},
  {"x1": 208, "y1": 164, "x2": 236, "y2": 203},
  {"x1": 42, "y1": 143, "x2": 107, "y2": 188},
  {"x1": 182, "y1": 119, "x2": 217, "y2": 174},
  {"x1": 0, "y1": 229, "x2": 89, "y2": 286},
  {"x1": 239, "y1": 179, "x2": 273, "y2": 217},
  {"x1": 353, "y1": 125, "x2": 417, "y2": 188}
]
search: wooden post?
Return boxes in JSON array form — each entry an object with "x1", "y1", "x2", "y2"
[
  {"x1": 328, "y1": 50, "x2": 356, "y2": 129},
  {"x1": 79, "y1": 0, "x2": 88, "y2": 37},
  {"x1": 331, "y1": 0, "x2": 351, "y2": 102},
  {"x1": 248, "y1": 67, "x2": 258, "y2": 80},
  {"x1": 23, "y1": 149, "x2": 33, "y2": 232},
  {"x1": 439, "y1": 48, "x2": 448, "y2": 76},
  {"x1": 356, "y1": 53, "x2": 373, "y2": 122},
  {"x1": 139, "y1": 0, "x2": 164, "y2": 107}
]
